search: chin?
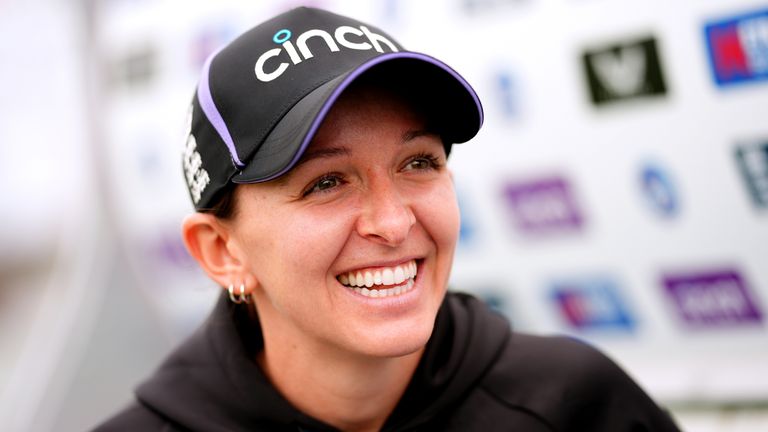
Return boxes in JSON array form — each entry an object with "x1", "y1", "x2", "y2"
[{"x1": 349, "y1": 317, "x2": 436, "y2": 359}]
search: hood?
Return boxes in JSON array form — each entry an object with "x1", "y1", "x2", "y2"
[
  {"x1": 135, "y1": 292, "x2": 511, "y2": 431},
  {"x1": 382, "y1": 292, "x2": 511, "y2": 431}
]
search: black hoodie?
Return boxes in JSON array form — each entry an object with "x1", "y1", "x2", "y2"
[{"x1": 94, "y1": 292, "x2": 680, "y2": 431}]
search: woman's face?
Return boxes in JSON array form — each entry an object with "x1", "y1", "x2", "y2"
[{"x1": 226, "y1": 84, "x2": 460, "y2": 358}]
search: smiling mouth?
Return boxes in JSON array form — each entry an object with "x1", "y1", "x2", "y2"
[{"x1": 337, "y1": 260, "x2": 418, "y2": 298}]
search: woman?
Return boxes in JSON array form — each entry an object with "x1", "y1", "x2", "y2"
[{"x1": 96, "y1": 7, "x2": 680, "y2": 432}]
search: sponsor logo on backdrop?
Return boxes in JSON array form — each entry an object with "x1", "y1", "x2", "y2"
[
  {"x1": 457, "y1": 192, "x2": 477, "y2": 246},
  {"x1": 381, "y1": 0, "x2": 401, "y2": 23},
  {"x1": 111, "y1": 44, "x2": 158, "y2": 89},
  {"x1": 734, "y1": 141, "x2": 768, "y2": 208},
  {"x1": 501, "y1": 175, "x2": 585, "y2": 235},
  {"x1": 663, "y1": 269, "x2": 763, "y2": 327},
  {"x1": 704, "y1": 8, "x2": 768, "y2": 87},
  {"x1": 582, "y1": 36, "x2": 667, "y2": 106},
  {"x1": 550, "y1": 277, "x2": 636, "y2": 331},
  {"x1": 639, "y1": 162, "x2": 680, "y2": 217},
  {"x1": 495, "y1": 69, "x2": 520, "y2": 120}
]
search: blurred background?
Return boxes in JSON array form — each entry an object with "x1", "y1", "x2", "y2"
[{"x1": 1, "y1": 0, "x2": 767, "y2": 430}]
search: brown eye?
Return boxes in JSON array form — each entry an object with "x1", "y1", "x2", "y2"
[
  {"x1": 407, "y1": 159, "x2": 430, "y2": 170},
  {"x1": 303, "y1": 174, "x2": 344, "y2": 197},
  {"x1": 404, "y1": 153, "x2": 441, "y2": 172},
  {"x1": 316, "y1": 177, "x2": 339, "y2": 191}
]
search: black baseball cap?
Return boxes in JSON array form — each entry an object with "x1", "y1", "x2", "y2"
[{"x1": 182, "y1": 7, "x2": 484, "y2": 210}]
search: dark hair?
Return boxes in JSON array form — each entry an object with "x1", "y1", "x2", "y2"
[{"x1": 199, "y1": 185, "x2": 238, "y2": 220}]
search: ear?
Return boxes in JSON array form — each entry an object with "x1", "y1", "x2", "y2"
[{"x1": 181, "y1": 213, "x2": 257, "y2": 293}]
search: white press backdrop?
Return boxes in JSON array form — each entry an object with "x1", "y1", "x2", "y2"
[{"x1": 1, "y1": 0, "x2": 767, "y2": 431}]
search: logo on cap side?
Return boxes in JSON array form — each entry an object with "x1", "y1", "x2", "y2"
[
  {"x1": 255, "y1": 25, "x2": 399, "y2": 82},
  {"x1": 183, "y1": 107, "x2": 210, "y2": 204}
]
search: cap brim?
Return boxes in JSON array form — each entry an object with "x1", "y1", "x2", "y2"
[{"x1": 232, "y1": 52, "x2": 483, "y2": 183}]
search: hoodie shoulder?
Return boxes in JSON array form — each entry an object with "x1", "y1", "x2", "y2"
[
  {"x1": 91, "y1": 401, "x2": 179, "y2": 432},
  {"x1": 478, "y1": 334, "x2": 681, "y2": 432}
]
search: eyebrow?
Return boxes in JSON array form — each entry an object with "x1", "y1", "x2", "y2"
[
  {"x1": 403, "y1": 129, "x2": 439, "y2": 142},
  {"x1": 292, "y1": 146, "x2": 352, "y2": 170}
]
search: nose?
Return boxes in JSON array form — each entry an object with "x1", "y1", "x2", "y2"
[{"x1": 355, "y1": 177, "x2": 416, "y2": 247}]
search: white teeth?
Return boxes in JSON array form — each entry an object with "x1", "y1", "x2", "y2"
[
  {"x1": 351, "y1": 278, "x2": 415, "y2": 298},
  {"x1": 382, "y1": 268, "x2": 394, "y2": 285},
  {"x1": 394, "y1": 267, "x2": 405, "y2": 284},
  {"x1": 338, "y1": 260, "x2": 419, "y2": 292}
]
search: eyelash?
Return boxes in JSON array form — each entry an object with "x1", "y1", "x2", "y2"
[
  {"x1": 302, "y1": 172, "x2": 345, "y2": 197},
  {"x1": 301, "y1": 152, "x2": 443, "y2": 198},
  {"x1": 404, "y1": 152, "x2": 443, "y2": 171}
]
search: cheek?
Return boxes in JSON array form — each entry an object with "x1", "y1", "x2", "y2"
[
  {"x1": 415, "y1": 181, "x2": 460, "y2": 250},
  {"x1": 252, "y1": 205, "x2": 354, "y2": 284}
]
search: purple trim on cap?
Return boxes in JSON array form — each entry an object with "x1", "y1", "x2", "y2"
[
  {"x1": 257, "y1": 52, "x2": 484, "y2": 182},
  {"x1": 197, "y1": 50, "x2": 245, "y2": 167}
]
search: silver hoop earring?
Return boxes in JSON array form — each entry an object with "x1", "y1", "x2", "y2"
[
  {"x1": 239, "y1": 283, "x2": 250, "y2": 304},
  {"x1": 228, "y1": 284, "x2": 241, "y2": 304}
]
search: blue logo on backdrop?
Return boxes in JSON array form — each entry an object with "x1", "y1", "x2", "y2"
[
  {"x1": 550, "y1": 277, "x2": 636, "y2": 331},
  {"x1": 704, "y1": 8, "x2": 768, "y2": 86},
  {"x1": 495, "y1": 69, "x2": 519, "y2": 120},
  {"x1": 456, "y1": 191, "x2": 477, "y2": 246},
  {"x1": 639, "y1": 162, "x2": 680, "y2": 217}
]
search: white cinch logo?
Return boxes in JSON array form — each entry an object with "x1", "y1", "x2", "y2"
[
  {"x1": 255, "y1": 25, "x2": 399, "y2": 82},
  {"x1": 183, "y1": 106, "x2": 210, "y2": 204}
]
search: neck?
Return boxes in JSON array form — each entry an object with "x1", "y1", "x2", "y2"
[{"x1": 254, "y1": 310, "x2": 423, "y2": 432}]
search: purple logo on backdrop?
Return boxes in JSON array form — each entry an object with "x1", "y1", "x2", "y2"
[
  {"x1": 502, "y1": 176, "x2": 584, "y2": 234},
  {"x1": 663, "y1": 270, "x2": 763, "y2": 326}
]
